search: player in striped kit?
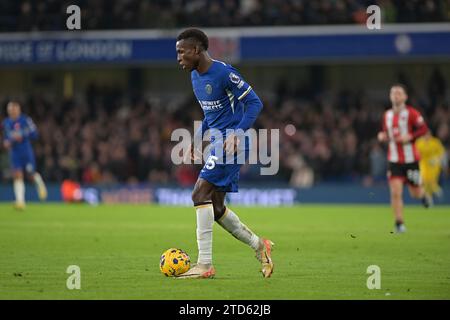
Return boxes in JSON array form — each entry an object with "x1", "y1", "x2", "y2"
[{"x1": 377, "y1": 84, "x2": 431, "y2": 233}]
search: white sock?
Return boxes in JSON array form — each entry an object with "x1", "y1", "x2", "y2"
[
  {"x1": 217, "y1": 207, "x2": 260, "y2": 251},
  {"x1": 196, "y1": 203, "x2": 214, "y2": 265},
  {"x1": 13, "y1": 178, "x2": 25, "y2": 204},
  {"x1": 33, "y1": 172, "x2": 45, "y2": 191}
]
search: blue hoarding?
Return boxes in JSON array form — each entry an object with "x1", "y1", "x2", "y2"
[
  {"x1": 1, "y1": 183, "x2": 449, "y2": 205},
  {"x1": 0, "y1": 25, "x2": 449, "y2": 65}
]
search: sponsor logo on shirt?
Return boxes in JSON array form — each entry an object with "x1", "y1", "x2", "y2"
[{"x1": 198, "y1": 100, "x2": 223, "y2": 111}]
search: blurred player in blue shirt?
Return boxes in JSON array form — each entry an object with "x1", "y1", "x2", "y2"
[
  {"x1": 174, "y1": 29, "x2": 274, "y2": 279},
  {"x1": 2, "y1": 101, "x2": 47, "y2": 209}
]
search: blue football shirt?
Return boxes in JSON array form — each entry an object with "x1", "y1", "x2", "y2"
[
  {"x1": 191, "y1": 59, "x2": 255, "y2": 136},
  {"x1": 191, "y1": 60, "x2": 263, "y2": 192},
  {"x1": 2, "y1": 114, "x2": 38, "y2": 155}
]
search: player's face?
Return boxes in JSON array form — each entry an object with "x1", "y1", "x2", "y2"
[
  {"x1": 390, "y1": 87, "x2": 407, "y2": 106},
  {"x1": 176, "y1": 40, "x2": 199, "y2": 72},
  {"x1": 7, "y1": 103, "x2": 21, "y2": 119}
]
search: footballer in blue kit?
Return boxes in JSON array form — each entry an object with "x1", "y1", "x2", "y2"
[
  {"x1": 192, "y1": 57, "x2": 255, "y2": 193},
  {"x1": 2, "y1": 101, "x2": 47, "y2": 209},
  {"x1": 175, "y1": 28, "x2": 274, "y2": 279}
]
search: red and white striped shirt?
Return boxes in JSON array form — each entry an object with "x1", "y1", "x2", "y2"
[{"x1": 382, "y1": 106, "x2": 428, "y2": 164}]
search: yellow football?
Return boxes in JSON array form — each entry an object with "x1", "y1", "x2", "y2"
[{"x1": 159, "y1": 248, "x2": 191, "y2": 277}]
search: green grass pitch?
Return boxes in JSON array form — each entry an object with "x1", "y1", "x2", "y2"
[{"x1": 0, "y1": 203, "x2": 449, "y2": 300}]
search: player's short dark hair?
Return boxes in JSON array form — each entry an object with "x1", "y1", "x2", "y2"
[
  {"x1": 177, "y1": 28, "x2": 209, "y2": 51},
  {"x1": 391, "y1": 83, "x2": 408, "y2": 94}
]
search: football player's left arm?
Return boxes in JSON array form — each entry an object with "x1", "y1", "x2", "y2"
[
  {"x1": 24, "y1": 116, "x2": 38, "y2": 140},
  {"x1": 187, "y1": 118, "x2": 209, "y2": 162},
  {"x1": 1, "y1": 121, "x2": 12, "y2": 149},
  {"x1": 224, "y1": 72, "x2": 263, "y2": 153},
  {"x1": 224, "y1": 92, "x2": 263, "y2": 153},
  {"x1": 378, "y1": 112, "x2": 389, "y2": 142},
  {"x1": 397, "y1": 110, "x2": 428, "y2": 143},
  {"x1": 225, "y1": 70, "x2": 263, "y2": 131},
  {"x1": 236, "y1": 90, "x2": 263, "y2": 131},
  {"x1": 410, "y1": 111, "x2": 428, "y2": 141}
]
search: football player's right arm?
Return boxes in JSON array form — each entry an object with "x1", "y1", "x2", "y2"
[
  {"x1": 408, "y1": 109, "x2": 428, "y2": 142},
  {"x1": 194, "y1": 117, "x2": 209, "y2": 140},
  {"x1": 186, "y1": 118, "x2": 209, "y2": 162},
  {"x1": 377, "y1": 112, "x2": 388, "y2": 142},
  {"x1": 2, "y1": 122, "x2": 11, "y2": 149}
]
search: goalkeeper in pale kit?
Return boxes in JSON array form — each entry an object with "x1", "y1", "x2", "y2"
[{"x1": 416, "y1": 131, "x2": 446, "y2": 199}]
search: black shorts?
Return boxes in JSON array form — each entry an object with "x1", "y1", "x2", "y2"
[{"x1": 387, "y1": 162, "x2": 421, "y2": 187}]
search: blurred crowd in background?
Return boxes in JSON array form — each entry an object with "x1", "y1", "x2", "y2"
[
  {"x1": 0, "y1": 0, "x2": 449, "y2": 32},
  {"x1": 1, "y1": 68, "x2": 448, "y2": 187},
  {"x1": 0, "y1": 0, "x2": 449, "y2": 187}
]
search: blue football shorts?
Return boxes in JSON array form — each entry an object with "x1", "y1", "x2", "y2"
[
  {"x1": 10, "y1": 150, "x2": 36, "y2": 174},
  {"x1": 199, "y1": 140, "x2": 250, "y2": 193}
]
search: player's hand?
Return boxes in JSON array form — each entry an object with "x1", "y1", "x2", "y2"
[
  {"x1": 184, "y1": 143, "x2": 202, "y2": 163},
  {"x1": 395, "y1": 133, "x2": 412, "y2": 144},
  {"x1": 3, "y1": 140, "x2": 11, "y2": 149},
  {"x1": 11, "y1": 132, "x2": 23, "y2": 142},
  {"x1": 223, "y1": 133, "x2": 240, "y2": 154},
  {"x1": 377, "y1": 131, "x2": 388, "y2": 142}
]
